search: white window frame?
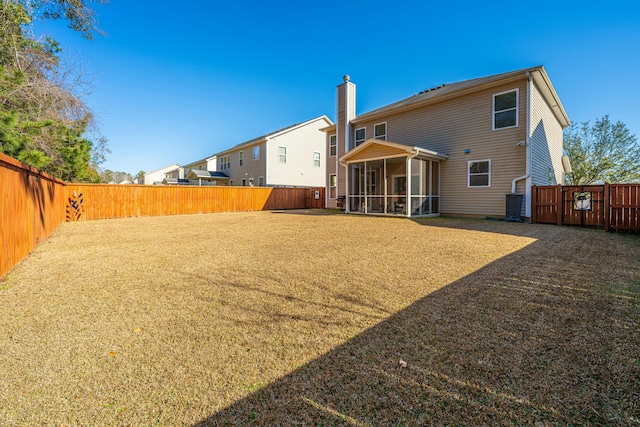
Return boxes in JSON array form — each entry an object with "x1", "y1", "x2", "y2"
[
  {"x1": 329, "y1": 134, "x2": 337, "y2": 157},
  {"x1": 313, "y1": 151, "x2": 321, "y2": 168},
  {"x1": 468, "y1": 159, "x2": 491, "y2": 188},
  {"x1": 253, "y1": 146, "x2": 260, "y2": 160},
  {"x1": 354, "y1": 127, "x2": 366, "y2": 147},
  {"x1": 329, "y1": 174, "x2": 337, "y2": 199},
  {"x1": 220, "y1": 155, "x2": 230, "y2": 170},
  {"x1": 374, "y1": 122, "x2": 387, "y2": 140},
  {"x1": 493, "y1": 89, "x2": 519, "y2": 130},
  {"x1": 278, "y1": 146, "x2": 287, "y2": 164},
  {"x1": 239, "y1": 151, "x2": 244, "y2": 166},
  {"x1": 258, "y1": 176, "x2": 265, "y2": 187},
  {"x1": 249, "y1": 177, "x2": 254, "y2": 186}
]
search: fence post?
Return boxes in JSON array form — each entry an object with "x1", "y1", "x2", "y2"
[
  {"x1": 604, "y1": 183, "x2": 610, "y2": 232},
  {"x1": 531, "y1": 185, "x2": 537, "y2": 224},
  {"x1": 556, "y1": 184, "x2": 563, "y2": 226}
]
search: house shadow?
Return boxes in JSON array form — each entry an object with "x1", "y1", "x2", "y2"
[{"x1": 193, "y1": 231, "x2": 638, "y2": 426}]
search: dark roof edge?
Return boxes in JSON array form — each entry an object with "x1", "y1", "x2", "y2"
[{"x1": 351, "y1": 66, "x2": 548, "y2": 124}]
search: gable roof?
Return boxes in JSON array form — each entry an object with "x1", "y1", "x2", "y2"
[
  {"x1": 340, "y1": 138, "x2": 448, "y2": 164},
  {"x1": 182, "y1": 156, "x2": 215, "y2": 169},
  {"x1": 186, "y1": 169, "x2": 229, "y2": 180},
  {"x1": 352, "y1": 66, "x2": 570, "y2": 127},
  {"x1": 145, "y1": 163, "x2": 181, "y2": 176},
  {"x1": 216, "y1": 115, "x2": 334, "y2": 156}
]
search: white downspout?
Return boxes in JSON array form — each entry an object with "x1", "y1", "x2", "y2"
[{"x1": 511, "y1": 72, "x2": 532, "y2": 218}]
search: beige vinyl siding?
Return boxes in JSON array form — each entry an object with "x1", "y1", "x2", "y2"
[
  {"x1": 347, "y1": 145, "x2": 409, "y2": 162},
  {"x1": 530, "y1": 81, "x2": 565, "y2": 186},
  {"x1": 352, "y1": 80, "x2": 528, "y2": 216},
  {"x1": 239, "y1": 143, "x2": 267, "y2": 185}
]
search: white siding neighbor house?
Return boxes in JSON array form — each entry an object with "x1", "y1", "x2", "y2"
[
  {"x1": 144, "y1": 163, "x2": 181, "y2": 185},
  {"x1": 216, "y1": 115, "x2": 333, "y2": 187}
]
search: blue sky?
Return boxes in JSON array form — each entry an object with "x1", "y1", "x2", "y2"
[{"x1": 36, "y1": 1, "x2": 640, "y2": 174}]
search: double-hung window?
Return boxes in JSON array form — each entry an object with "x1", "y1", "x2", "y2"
[
  {"x1": 493, "y1": 89, "x2": 518, "y2": 130},
  {"x1": 374, "y1": 122, "x2": 387, "y2": 140},
  {"x1": 354, "y1": 128, "x2": 366, "y2": 147},
  {"x1": 253, "y1": 146, "x2": 260, "y2": 160},
  {"x1": 239, "y1": 151, "x2": 244, "y2": 166},
  {"x1": 329, "y1": 134, "x2": 336, "y2": 157},
  {"x1": 329, "y1": 174, "x2": 336, "y2": 198},
  {"x1": 313, "y1": 152, "x2": 321, "y2": 168},
  {"x1": 468, "y1": 160, "x2": 491, "y2": 187},
  {"x1": 220, "y1": 155, "x2": 230, "y2": 170},
  {"x1": 278, "y1": 146, "x2": 287, "y2": 164}
]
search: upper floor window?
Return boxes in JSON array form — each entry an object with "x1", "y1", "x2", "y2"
[
  {"x1": 253, "y1": 146, "x2": 260, "y2": 160},
  {"x1": 278, "y1": 146, "x2": 287, "y2": 164},
  {"x1": 220, "y1": 155, "x2": 230, "y2": 170},
  {"x1": 468, "y1": 160, "x2": 491, "y2": 187},
  {"x1": 239, "y1": 151, "x2": 244, "y2": 166},
  {"x1": 329, "y1": 134, "x2": 337, "y2": 157},
  {"x1": 313, "y1": 151, "x2": 321, "y2": 168},
  {"x1": 493, "y1": 89, "x2": 518, "y2": 130},
  {"x1": 355, "y1": 128, "x2": 366, "y2": 147},
  {"x1": 374, "y1": 122, "x2": 387, "y2": 140}
]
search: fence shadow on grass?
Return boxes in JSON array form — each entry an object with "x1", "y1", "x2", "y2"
[{"x1": 194, "y1": 231, "x2": 640, "y2": 426}]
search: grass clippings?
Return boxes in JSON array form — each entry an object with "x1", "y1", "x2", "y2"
[{"x1": 0, "y1": 211, "x2": 638, "y2": 426}]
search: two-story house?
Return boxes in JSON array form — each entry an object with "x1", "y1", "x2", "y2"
[
  {"x1": 182, "y1": 155, "x2": 231, "y2": 186},
  {"x1": 216, "y1": 115, "x2": 333, "y2": 187},
  {"x1": 144, "y1": 163, "x2": 182, "y2": 185},
  {"x1": 325, "y1": 66, "x2": 571, "y2": 219}
]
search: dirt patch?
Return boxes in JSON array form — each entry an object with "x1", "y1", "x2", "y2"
[{"x1": 1, "y1": 212, "x2": 638, "y2": 425}]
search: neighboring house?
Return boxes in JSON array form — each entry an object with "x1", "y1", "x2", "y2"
[
  {"x1": 216, "y1": 116, "x2": 334, "y2": 187},
  {"x1": 182, "y1": 155, "x2": 217, "y2": 176},
  {"x1": 185, "y1": 169, "x2": 230, "y2": 186},
  {"x1": 118, "y1": 179, "x2": 132, "y2": 185},
  {"x1": 144, "y1": 163, "x2": 182, "y2": 185},
  {"x1": 182, "y1": 155, "x2": 229, "y2": 186},
  {"x1": 325, "y1": 66, "x2": 571, "y2": 219}
]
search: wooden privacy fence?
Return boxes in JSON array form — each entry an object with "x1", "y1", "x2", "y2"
[
  {"x1": 0, "y1": 151, "x2": 325, "y2": 278},
  {"x1": 66, "y1": 185, "x2": 325, "y2": 220},
  {"x1": 0, "y1": 153, "x2": 68, "y2": 279},
  {"x1": 532, "y1": 184, "x2": 640, "y2": 233}
]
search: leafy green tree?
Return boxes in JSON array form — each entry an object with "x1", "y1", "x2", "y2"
[
  {"x1": 564, "y1": 115, "x2": 640, "y2": 185},
  {"x1": 0, "y1": 0, "x2": 108, "y2": 181}
]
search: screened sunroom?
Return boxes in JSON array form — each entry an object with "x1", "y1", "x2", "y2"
[{"x1": 339, "y1": 139, "x2": 447, "y2": 217}]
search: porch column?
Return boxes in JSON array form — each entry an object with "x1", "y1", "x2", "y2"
[
  {"x1": 383, "y1": 159, "x2": 388, "y2": 215},
  {"x1": 345, "y1": 163, "x2": 350, "y2": 213},
  {"x1": 406, "y1": 156, "x2": 412, "y2": 217}
]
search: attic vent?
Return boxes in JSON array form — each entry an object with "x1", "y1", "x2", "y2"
[{"x1": 417, "y1": 84, "x2": 446, "y2": 96}]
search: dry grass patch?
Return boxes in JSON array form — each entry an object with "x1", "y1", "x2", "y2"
[{"x1": 1, "y1": 211, "x2": 638, "y2": 425}]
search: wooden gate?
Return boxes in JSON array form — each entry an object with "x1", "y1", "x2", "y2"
[
  {"x1": 532, "y1": 184, "x2": 640, "y2": 233},
  {"x1": 560, "y1": 185, "x2": 606, "y2": 228}
]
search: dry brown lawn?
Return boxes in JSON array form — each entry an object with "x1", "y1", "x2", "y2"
[{"x1": 0, "y1": 211, "x2": 638, "y2": 426}]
